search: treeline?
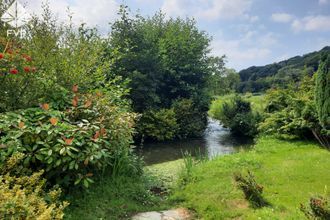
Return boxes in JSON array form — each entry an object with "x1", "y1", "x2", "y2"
[{"x1": 238, "y1": 46, "x2": 330, "y2": 93}]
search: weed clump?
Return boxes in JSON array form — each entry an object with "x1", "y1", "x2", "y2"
[
  {"x1": 234, "y1": 170, "x2": 269, "y2": 208},
  {"x1": 301, "y1": 194, "x2": 330, "y2": 219}
]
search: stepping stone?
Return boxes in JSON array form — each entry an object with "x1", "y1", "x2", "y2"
[{"x1": 132, "y1": 208, "x2": 191, "y2": 220}]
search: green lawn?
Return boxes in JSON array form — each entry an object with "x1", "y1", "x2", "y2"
[{"x1": 171, "y1": 136, "x2": 330, "y2": 219}]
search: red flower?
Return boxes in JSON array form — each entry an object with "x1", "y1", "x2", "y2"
[
  {"x1": 0, "y1": 53, "x2": 4, "y2": 59},
  {"x1": 24, "y1": 66, "x2": 31, "y2": 72},
  {"x1": 10, "y1": 69, "x2": 18, "y2": 74},
  {"x1": 25, "y1": 56, "x2": 32, "y2": 62}
]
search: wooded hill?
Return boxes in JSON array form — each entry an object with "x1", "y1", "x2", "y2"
[{"x1": 238, "y1": 46, "x2": 330, "y2": 93}]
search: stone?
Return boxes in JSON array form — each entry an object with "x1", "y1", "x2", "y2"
[{"x1": 132, "y1": 208, "x2": 191, "y2": 220}]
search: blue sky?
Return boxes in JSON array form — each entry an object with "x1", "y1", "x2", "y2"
[{"x1": 23, "y1": 0, "x2": 330, "y2": 70}]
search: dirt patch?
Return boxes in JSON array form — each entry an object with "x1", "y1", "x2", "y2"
[{"x1": 227, "y1": 199, "x2": 249, "y2": 209}]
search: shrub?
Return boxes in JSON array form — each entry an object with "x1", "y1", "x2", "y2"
[
  {"x1": 0, "y1": 5, "x2": 112, "y2": 112},
  {"x1": 234, "y1": 171, "x2": 269, "y2": 208},
  {"x1": 260, "y1": 75, "x2": 329, "y2": 146},
  {"x1": 214, "y1": 96, "x2": 262, "y2": 137},
  {"x1": 0, "y1": 87, "x2": 136, "y2": 188},
  {"x1": 301, "y1": 194, "x2": 330, "y2": 219},
  {"x1": 0, "y1": 153, "x2": 68, "y2": 219},
  {"x1": 137, "y1": 109, "x2": 178, "y2": 141},
  {"x1": 0, "y1": 39, "x2": 40, "y2": 112},
  {"x1": 172, "y1": 99, "x2": 207, "y2": 139},
  {"x1": 315, "y1": 55, "x2": 330, "y2": 131}
]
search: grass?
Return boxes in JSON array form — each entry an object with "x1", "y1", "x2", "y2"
[
  {"x1": 146, "y1": 159, "x2": 184, "y2": 188},
  {"x1": 171, "y1": 136, "x2": 330, "y2": 219},
  {"x1": 209, "y1": 93, "x2": 265, "y2": 119},
  {"x1": 64, "y1": 174, "x2": 170, "y2": 220}
]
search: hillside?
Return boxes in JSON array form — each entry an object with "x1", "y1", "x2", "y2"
[{"x1": 238, "y1": 46, "x2": 330, "y2": 93}]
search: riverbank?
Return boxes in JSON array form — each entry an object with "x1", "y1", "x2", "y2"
[
  {"x1": 64, "y1": 136, "x2": 329, "y2": 219},
  {"x1": 171, "y1": 136, "x2": 330, "y2": 219}
]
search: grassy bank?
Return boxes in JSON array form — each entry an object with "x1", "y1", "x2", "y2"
[
  {"x1": 171, "y1": 136, "x2": 330, "y2": 219},
  {"x1": 64, "y1": 174, "x2": 170, "y2": 220},
  {"x1": 64, "y1": 159, "x2": 185, "y2": 219}
]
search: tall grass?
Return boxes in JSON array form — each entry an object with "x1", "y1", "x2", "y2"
[{"x1": 180, "y1": 150, "x2": 208, "y2": 185}]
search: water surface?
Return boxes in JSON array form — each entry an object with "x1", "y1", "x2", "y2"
[{"x1": 138, "y1": 118, "x2": 253, "y2": 165}]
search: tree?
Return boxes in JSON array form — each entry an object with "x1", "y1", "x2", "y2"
[
  {"x1": 108, "y1": 6, "x2": 213, "y2": 140},
  {"x1": 315, "y1": 55, "x2": 330, "y2": 130}
]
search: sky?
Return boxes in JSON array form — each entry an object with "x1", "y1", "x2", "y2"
[{"x1": 15, "y1": 0, "x2": 330, "y2": 70}]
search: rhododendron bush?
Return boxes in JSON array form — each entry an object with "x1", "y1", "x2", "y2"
[{"x1": 0, "y1": 86, "x2": 137, "y2": 188}]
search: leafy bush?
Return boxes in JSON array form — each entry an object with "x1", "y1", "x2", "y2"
[
  {"x1": 213, "y1": 96, "x2": 262, "y2": 137},
  {"x1": 172, "y1": 99, "x2": 207, "y2": 139},
  {"x1": 234, "y1": 171, "x2": 269, "y2": 208},
  {"x1": 301, "y1": 194, "x2": 330, "y2": 219},
  {"x1": 259, "y1": 74, "x2": 329, "y2": 146},
  {"x1": 0, "y1": 153, "x2": 68, "y2": 219},
  {"x1": 0, "y1": 39, "x2": 41, "y2": 112},
  {"x1": 0, "y1": 5, "x2": 113, "y2": 112},
  {"x1": 0, "y1": 87, "x2": 136, "y2": 188},
  {"x1": 137, "y1": 109, "x2": 178, "y2": 141}
]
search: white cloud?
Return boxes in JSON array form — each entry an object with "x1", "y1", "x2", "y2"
[
  {"x1": 271, "y1": 13, "x2": 294, "y2": 23},
  {"x1": 292, "y1": 15, "x2": 330, "y2": 32},
  {"x1": 271, "y1": 12, "x2": 330, "y2": 32},
  {"x1": 249, "y1": 15, "x2": 259, "y2": 22},
  {"x1": 161, "y1": 0, "x2": 253, "y2": 21},
  {"x1": 319, "y1": 0, "x2": 329, "y2": 5},
  {"x1": 210, "y1": 31, "x2": 277, "y2": 70},
  {"x1": 161, "y1": 0, "x2": 188, "y2": 18},
  {"x1": 25, "y1": 0, "x2": 119, "y2": 32}
]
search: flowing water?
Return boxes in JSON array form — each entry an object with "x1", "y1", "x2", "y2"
[{"x1": 138, "y1": 118, "x2": 253, "y2": 165}]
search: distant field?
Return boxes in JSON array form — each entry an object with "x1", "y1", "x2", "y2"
[{"x1": 171, "y1": 137, "x2": 330, "y2": 219}]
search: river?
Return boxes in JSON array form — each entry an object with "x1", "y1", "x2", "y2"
[{"x1": 138, "y1": 118, "x2": 253, "y2": 165}]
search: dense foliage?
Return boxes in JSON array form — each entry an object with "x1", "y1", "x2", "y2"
[
  {"x1": 259, "y1": 68, "x2": 330, "y2": 147},
  {"x1": 207, "y1": 57, "x2": 240, "y2": 96},
  {"x1": 0, "y1": 3, "x2": 139, "y2": 191},
  {"x1": 0, "y1": 3, "x2": 121, "y2": 112},
  {"x1": 211, "y1": 96, "x2": 262, "y2": 137},
  {"x1": 238, "y1": 46, "x2": 330, "y2": 93},
  {"x1": 108, "y1": 6, "x2": 215, "y2": 141},
  {"x1": 315, "y1": 55, "x2": 330, "y2": 132},
  {"x1": 137, "y1": 108, "x2": 178, "y2": 141},
  {"x1": 0, "y1": 87, "x2": 136, "y2": 188},
  {"x1": 0, "y1": 153, "x2": 68, "y2": 219}
]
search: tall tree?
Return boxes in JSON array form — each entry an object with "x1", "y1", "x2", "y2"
[
  {"x1": 315, "y1": 55, "x2": 330, "y2": 130},
  {"x1": 108, "y1": 6, "x2": 214, "y2": 140}
]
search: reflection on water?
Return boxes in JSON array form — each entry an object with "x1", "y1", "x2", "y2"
[{"x1": 138, "y1": 118, "x2": 253, "y2": 165}]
